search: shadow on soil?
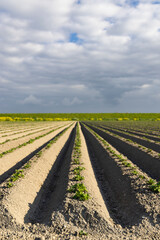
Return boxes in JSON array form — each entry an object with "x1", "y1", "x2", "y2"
[
  {"x1": 0, "y1": 128, "x2": 68, "y2": 185},
  {"x1": 86, "y1": 124, "x2": 160, "y2": 181},
  {"x1": 24, "y1": 125, "x2": 76, "y2": 225},
  {"x1": 81, "y1": 123, "x2": 146, "y2": 228}
]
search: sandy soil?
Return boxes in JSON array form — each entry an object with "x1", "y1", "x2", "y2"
[
  {"x1": 0, "y1": 123, "x2": 72, "y2": 178},
  {"x1": 0, "y1": 124, "x2": 38, "y2": 136},
  {"x1": 81, "y1": 124, "x2": 160, "y2": 239},
  {"x1": 101, "y1": 126, "x2": 160, "y2": 152},
  {"x1": 0, "y1": 122, "x2": 61, "y2": 138},
  {"x1": 79, "y1": 124, "x2": 111, "y2": 221},
  {"x1": 87, "y1": 124, "x2": 160, "y2": 180},
  {"x1": 2, "y1": 124, "x2": 75, "y2": 224},
  {"x1": 0, "y1": 122, "x2": 160, "y2": 239},
  {"x1": 0, "y1": 123, "x2": 65, "y2": 152},
  {"x1": 103, "y1": 125, "x2": 160, "y2": 141},
  {"x1": 0, "y1": 124, "x2": 58, "y2": 143}
]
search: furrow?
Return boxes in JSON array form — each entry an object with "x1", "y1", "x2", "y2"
[
  {"x1": 0, "y1": 125, "x2": 41, "y2": 136},
  {"x1": 78, "y1": 124, "x2": 112, "y2": 221},
  {"x1": 92, "y1": 121, "x2": 160, "y2": 136},
  {"x1": 0, "y1": 123, "x2": 66, "y2": 153},
  {"x1": 0, "y1": 123, "x2": 72, "y2": 183},
  {"x1": 98, "y1": 126, "x2": 160, "y2": 153},
  {"x1": 0, "y1": 124, "x2": 58, "y2": 143},
  {"x1": 2, "y1": 124, "x2": 76, "y2": 224},
  {"x1": 81, "y1": 124, "x2": 146, "y2": 226},
  {"x1": 0, "y1": 122, "x2": 57, "y2": 137},
  {"x1": 86, "y1": 124, "x2": 160, "y2": 181},
  {"x1": 99, "y1": 125, "x2": 160, "y2": 142},
  {"x1": 28, "y1": 125, "x2": 76, "y2": 224}
]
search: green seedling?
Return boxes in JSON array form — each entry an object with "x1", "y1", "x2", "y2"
[
  {"x1": 9, "y1": 169, "x2": 24, "y2": 182},
  {"x1": 79, "y1": 230, "x2": 88, "y2": 236},
  {"x1": 73, "y1": 174, "x2": 84, "y2": 181},
  {"x1": 149, "y1": 182, "x2": 160, "y2": 193},
  {"x1": 73, "y1": 166, "x2": 85, "y2": 174},
  {"x1": 119, "y1": 157, "x2": 125, "y2": 162},
  {"x1": 147, "y1": 179, "x2": 156, "y2": 185},
  {"x1": 73, "y1": 158, "x2": 80, "y2": 164},
  {"x1": 131, "y1": 166, "x2": 136, "y2": 170},
  {"x1": 138, "y1": 175, "x2": 145, "y2": 179},
  {"x1": 36, "y1": 151, "x2": 42, "y2": 158},
  {"x1": 75, "y1": 148, "x2": 81, "y2": 154},
  {"x1": 73, "y1": 169, "x2": 81, "y2": 175},
  {"x1": 117, "y1": 154, "x2": 123, "y2": 159},
  {"x1": 73, "y1": 191, "x2": 90, "y2": 201},
  {"x1": 146, "y1": 148, "x2": 152, "y2": 153},
  {"x1": 75, "y1": 143, "x2": 81, "y2": 149},
  {"x1": 123, "y1": 162, "x2": 132, "y2": 167},
  {"x1": 28, "y1": 139, "x2": 34, "y2": 144},
  {"x1": 68, "y1": 183, "x2": 87, "y2": 193},
  {"x1": 110, "y1": 149, "x2": 115, "y2": 154},
  {"x1": 131, "y1": 170, "x2": 138, "y2": 175},
  {"x1": 0, "y1": 139, "x2": 10, "y2": 145},
  {"x1": 7, "y1": 182, "x2": 14, "y2": 188},
  {"x1": 23, "y1": 162, "x2": 31, "y2": 169},
  {"x1": 45, "y1": 143, "x2": 51, "y2": 149}
]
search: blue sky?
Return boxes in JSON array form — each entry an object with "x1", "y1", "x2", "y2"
[{"x1": 0, "y1": 0, "x2": 160, "y2": 113}]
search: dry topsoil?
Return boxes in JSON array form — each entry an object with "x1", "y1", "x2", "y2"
[{"x1": 0, "y1": 123, "x2": 160, "y2": 239}]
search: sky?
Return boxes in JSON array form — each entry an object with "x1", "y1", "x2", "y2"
[{"x1": 0, "y1": 0, "x2": 160, "y2": 113}]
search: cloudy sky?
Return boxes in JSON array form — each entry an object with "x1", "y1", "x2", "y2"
[{"x1": 0, "y1": 0, "x2": 160, "y2": 113}]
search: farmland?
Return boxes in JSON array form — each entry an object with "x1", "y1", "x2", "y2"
[{"x1": 0, "y1": 120, "x2": 160, "y2": 239}]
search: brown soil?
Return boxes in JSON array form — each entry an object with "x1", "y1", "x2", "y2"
[
  {"x1": 2, "y1": 124, "x2": 75, "y2": 224},
  {"x1": 0, "y1": 124, "x2": 58, "y2": 143},
  {"x1": 0, "y1": 122, "x2": 160, "y2": 239},
  {"x1": 0, "y1": 123, "x2": 72, "y2": 182},
  {"x1": 86, "y1": 124, "x2": 160, "y2": 181},
  {"x1": 0, "y1": 123, "x2": 66, "y2": 153},
  {"x1": 103, "y1": 125, "x2": 160, "y2": 141},
  {"x1": 0, "y1": 122, "x2": 62, "y2": 138},
  {"x1": 80, "y1": 124, "x2": 160, "y2": 239},
  {"x1": 100, "y1": 126, "x2": 160, "y2": 153}
]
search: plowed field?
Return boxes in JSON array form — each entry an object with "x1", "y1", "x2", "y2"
[{"x1": 0, "y1": 121, "x2": 160, "y2": 239}]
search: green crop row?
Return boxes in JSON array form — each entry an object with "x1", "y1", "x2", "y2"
[
  {"x1": 6, "y1": 125, "x2": 71, "y2": 188},
  {"x1": 0, "y1": 125, "x2": 68, "y2": 158},
  {"x1": 68, "y1": 124, "x2": 89, "y2": 201},
  {"x1": 0, "y1": 126, "x2": 54, "y2": 146}
]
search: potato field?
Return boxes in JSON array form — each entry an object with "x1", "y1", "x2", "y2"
[{"x1": 0, "y1": 120, "x2": 160, "y2": 239}]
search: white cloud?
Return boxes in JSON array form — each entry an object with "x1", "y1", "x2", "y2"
[
  {"x1": 0, "y1": 77, "x2": 10, "y2": 83},
  {"x1": 62, "y1": 97, "x2": 82, "y2": 106},
  {"x1": 0, "y1": 0, "x2": 160, "y2": 112},
  {"x1": 20, "y1": 95, "x2": 41, "y2": 105},
  {"x1": 140, "y1": 84, "x2": 151, "y2": 89},
  {"x1": 71, "y1": 84, "x2": 86, "y2": 90}
]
